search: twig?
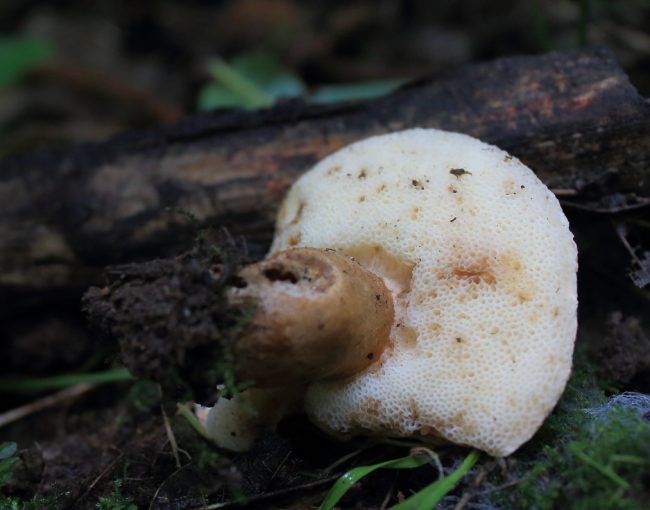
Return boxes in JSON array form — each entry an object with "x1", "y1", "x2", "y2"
[
  {"x1": 560, "y1": 197, "x2": 650, "y2": 214},
  {"x1": 158, "y1": 438, "x2": 192, "y2": 463},
  {"x1": 411, "y1": 447, "x2": 444, "y2": 480},
  {"x1": 34, "y1": 63, "x2": 183, "y2": 122},
  {"x1": 269, "y1": 450, "x2": 292, "y2": 482},
  {"x1": 453, "y1": 463, "x2": 489, "y2": 510},
  {"x1": 0, "y1": 382, "x2": 95, "y2": 428},
  {"x1": 453, "y1": 491, "x2": 473, "y2": 510},
  {"x1": 159, "y1": 386, "x2": 181, "y2": 469},
  {"x1": 476, "y1": 477, "x2": 525, "y2": 496},
  {"x1": 322, "y1": 448, "x2": 364, "y2": 475},
  {"x1": 149, "y1": 463, "x2": 196, "y2": 510},
  {"x1": 613, "y1": 222, "x2": 646, "y2": 268},
  {"x1": 191, "y1": 474, "x2": 341, "y2": 510},
  {"x1": 551, "y1": 188, "x2": 579, "y2": 196},
  {"x1": 76, "y1": 452, "x2": 125, "y2": 504},
  {"x1": 379, "y1": 478, "x2": 397, "y2": 510}
]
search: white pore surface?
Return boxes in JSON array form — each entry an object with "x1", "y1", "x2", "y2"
[{"x1": 271, "y1": 129, "x2": 578, "y2": 457}]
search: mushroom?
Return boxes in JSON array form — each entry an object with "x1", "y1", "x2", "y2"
[
  {"x1": 203, "y1": 128, "x2": 578, "y2": 457},
  {"x1": 229, "y1": 247, "x2": 394, "y2": 387}
]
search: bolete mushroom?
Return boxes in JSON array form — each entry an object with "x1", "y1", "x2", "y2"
[{"x1": 202, "y1": 128, "x2": 578, "y2": 457}]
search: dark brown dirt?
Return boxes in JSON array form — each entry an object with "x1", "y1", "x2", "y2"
[
  {"x1": 3, "y1": 384, "x2": 238, "y2": 509},
  {"x1": 83, "y1": 229, "x2": 249, "y2": 402},
  {"x1": 592, "y1": 312, "x2": 650, "y2": 388}
]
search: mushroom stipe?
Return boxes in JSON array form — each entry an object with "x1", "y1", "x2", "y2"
[{"x1": 199, "y1": 128, "x2": 578, "y2": 457}]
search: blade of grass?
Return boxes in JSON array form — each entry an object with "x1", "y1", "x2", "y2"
[
  {"x1": 578, "y1": 0, "x2": 591, "y2": 47},
  {"x1": 530, "y1": 0, "x2": 552, "y2": 52},
  {"x1": 207, "y1": 58, "x2": 274, "y2": 109},
  {"x1": 0, "y1": 382, "x2": 96, "y2": 428},
  {"x1": 610, "y1": 454, "x2": 647, "y2": 465},
  {"x1": 0, "y1": 368, "x2": 132, "y2": 392},
  {"x1": 569, "y1": 443, "x2": 630, "y2": 489},
  {"x1": 176, "y1": 402, "x2": 211, "y2": 441},
  {"x1": 310, "y1": 79, "x2": 407, "y2": 103},
  {"x1": 319, "y1": 450, "x2": 437, "y2": 510},
  {"x1": 388, "y1": 449, "x2": 480, "y2": 510}
]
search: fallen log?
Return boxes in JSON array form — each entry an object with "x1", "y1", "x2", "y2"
[{"x1": 1, "y1": 46, "x2": 649, "y2": 305}]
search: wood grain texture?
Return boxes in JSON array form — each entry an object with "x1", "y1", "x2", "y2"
[{"x1": 1, "y1": 46, "x2": 649, "y2": 302}]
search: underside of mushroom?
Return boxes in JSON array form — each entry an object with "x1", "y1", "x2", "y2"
[{"x1": 202, "y1": 128, "x2": 578, "y2": 457}]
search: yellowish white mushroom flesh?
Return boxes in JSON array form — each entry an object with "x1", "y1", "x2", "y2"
[
  {"x1": 269, "y1": 128, "x2": 578, "y2": 457},
  {"x1": 202, "y1": 387, "x2": 302, "y2": 451}
]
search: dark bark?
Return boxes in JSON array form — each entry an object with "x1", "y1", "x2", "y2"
[{"x1": 1, "y1": 46, "x2": 649, "y2": 305}]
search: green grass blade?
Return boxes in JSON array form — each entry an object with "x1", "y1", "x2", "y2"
[
  {"x1": 319, "y1": 451, "x2": 434, "y2": 510},
  {"x1": 0, "y1": 368, "x2": 133, "y2": 392},
  {"x1": 569, "y1": 443, "x2": 630, "y2": 489},
  {"x1": 388, "y1": 449, "x2": 480, "y2": 510},
  {"x1": 176, "y1": 402, "x2": 211, "y2": 441},
  {"x1": 207, "y1": 58, "x2": 274, "y2": 109},
  {"x1": 610, "y1": 454, "x2": 647, "y2": 465},
  {"x1": 311, "y1": 78, "x2": 406, "y2": 103},
  {"x1": 199, "y1": 51, "x2": 305, "y2": 111},
  {"x1": 530, "y1": 0, "x2": 552, "y2": 52},
  {"x1": 578, "y1": 0, "x2": 591, "y2": 47}
]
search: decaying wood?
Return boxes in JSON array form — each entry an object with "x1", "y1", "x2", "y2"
[{"x1": 1, "y1": 46, "x2": 649, "y2": 303}]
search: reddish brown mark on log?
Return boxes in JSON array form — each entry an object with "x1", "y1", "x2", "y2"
[{"x1": 264, "y1": 175, "x2": 295, "y2": 198}]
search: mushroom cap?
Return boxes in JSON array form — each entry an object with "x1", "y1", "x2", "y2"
[{"x1": 270, "y1": 128, "x2": 578, "y2": 457}]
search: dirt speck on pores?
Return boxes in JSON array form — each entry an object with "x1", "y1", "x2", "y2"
[{"x1": 450, "y1": 168, "x2": 472, "y2": 178}]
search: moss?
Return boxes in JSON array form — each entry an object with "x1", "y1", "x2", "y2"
[
  {"x1": 125, "y1": 380, "x2": 160, "y2": 412},
  {"x1": 491, "y1": 367, "x2": 650, "y2": 510},
  {"x1": 213, "y1": 298, "x2": 258, "y2": 400},
  {"x1": 515, "y1": 408, "x2": 649, "y2": 509},
  {"x1": 96, "y1": 480, "x2": 137, "y2": 510},
  {"x1": 0, "y1": 495, "x2": 63, "y2": 510}
]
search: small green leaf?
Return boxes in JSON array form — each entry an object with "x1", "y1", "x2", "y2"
[
  {"x1": 198, "y1": 83, "x2": 251, "y2": 110},
  {"x1": 198, "y1": 51, "x2": 306, "y2": 111},
  {"x1": 319, "y1": 450, "x2": 437, "y2": 510},
  {"x1": 0, "y1": 461, "x2": 18, "y2": 486},
  {"x1": 0, "y1": 443, "x2": 17, "y2": 461},
  {"x1": 388, "y1": 449, "x2": 480, "y2": 510},
  {"x1": 0, "y1": 37, "x2": 52, "y2": 88},
  {"x1": 205, "y1": 58, "x2": 274, "y2": 109},
  {"x1": 0, "y1": 443, "x2": 19, "y2": 488},
  {"x1": 310, "y1": 79, "x2": 407, "y2": 104},
  {"x1": 230, "y1": 52, "x2": 305, "y2": 99}
]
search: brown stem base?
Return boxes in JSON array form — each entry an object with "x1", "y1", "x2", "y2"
[{"x1": 230, "y1": 248, "x2": 394, "y2": 386}]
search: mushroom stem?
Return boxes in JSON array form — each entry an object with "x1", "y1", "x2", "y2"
[{"x1": 228, "y1": 248, "x2": 394, "y2": 387}]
